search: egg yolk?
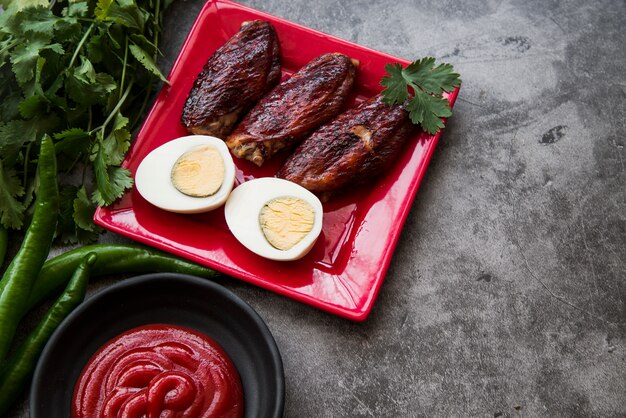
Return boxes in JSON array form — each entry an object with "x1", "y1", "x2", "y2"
[
  {"x1": 171, "y1": 145, "x2": 225, "y2": 197},
  {"x1": 259, "y1": 197, "x2": 315, "y2": 251}
]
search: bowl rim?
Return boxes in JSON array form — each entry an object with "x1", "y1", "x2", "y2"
[{"x1": 30, "y1": 272, "x2": 285, "y2": 418}]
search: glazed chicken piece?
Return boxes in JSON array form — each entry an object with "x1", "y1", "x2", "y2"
[
  {"x1": 181, "y1": 20, "x2": 281, "y2": 138},
  {"x1": 277, "y1": 95, "x2": 414, "y2": 200},
  {"x1": 226, "y1": 53, "x2": 357, "y2": 166}
]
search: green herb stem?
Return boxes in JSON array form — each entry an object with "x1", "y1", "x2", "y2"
[
  {"x1": 97, "y1": 81, "x2": 134, "y2": 137},
  {"x1": 120, "y1": 36, "x2": 129, "y2": 101},
  {"x1": 67, "y1": 23, "x2": 94, "y2": 70},
  {"x1": 153, "y1": 0, "x2": 161, "y2": 60},
  {"x1": 0, "y1": 39, "x2": 19, "y2": 57},
  {"x1": 132, "y1": 84, "x2": 153, "y2": 131},
  {"x1": 22, "y1": 142, "x2": 32, "y2": 189}
]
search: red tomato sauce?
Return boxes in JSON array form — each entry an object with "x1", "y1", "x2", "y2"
[{"x1": 72, "y1": 324, "x2": 243, "y2": 418}]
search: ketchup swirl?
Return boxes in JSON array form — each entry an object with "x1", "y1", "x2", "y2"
[{"x1": 72, "y1": 324, "x2": 243, "y2": 418}]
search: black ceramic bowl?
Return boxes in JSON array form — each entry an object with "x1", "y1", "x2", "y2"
[{"x1": 30, "y1": 273, "x2": 284, "y2": 418}]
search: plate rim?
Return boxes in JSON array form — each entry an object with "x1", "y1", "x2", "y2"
[{"x1": 93, "y1": 0, "x2": 460, "y2": 321}]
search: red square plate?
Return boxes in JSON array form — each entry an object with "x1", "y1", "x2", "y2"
[{"x1": 94, "y1": 0, "x2": 460, "y2": 321}]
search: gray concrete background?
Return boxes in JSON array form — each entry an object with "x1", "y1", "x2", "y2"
[{"x1": 13, "y1": 0, "x2": 626, "y2": 416}]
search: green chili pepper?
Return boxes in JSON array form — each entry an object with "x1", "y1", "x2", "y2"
[
  {"x1": 0, "y1": 137, "x2": 59, "y2": 362},
  {"x1": 23, "y1": 244, "x2": 220, "y2": 314},
  {"x1": 0, "y1": 253, "x2": 96, "y2": 416},
  {"x1": 0, "y1": 227, "x2": 7, "y2": 270}
]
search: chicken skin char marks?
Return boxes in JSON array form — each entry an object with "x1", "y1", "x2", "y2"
[
  {"x1": 181, "y1": 20, "x2": 281, "y2": 138},
  {"x1": 226, "y1": 53, "x2": 357, "y2": 166},
  {"x1": 277, "y1": 95, "x2": 414, "y2": 201}
]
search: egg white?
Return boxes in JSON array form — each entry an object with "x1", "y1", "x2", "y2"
[
  {"x1": 135, "y1": 135, "x2": 235, "y2": 213},
  {"x1": 224, "y1": 178, "x2": 324, "y2": 261}
]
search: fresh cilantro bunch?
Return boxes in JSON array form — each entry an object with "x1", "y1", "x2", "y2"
[
  {"x1": 0, "y1": 0, "x2": 170, "y2": 242},
  {"x1": 381, "y1": 57, "x2": 461, "y2": 135}
]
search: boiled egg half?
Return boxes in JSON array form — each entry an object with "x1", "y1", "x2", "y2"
[
  {"x1": 224, "y1": 178, "x2": 323, "y2": 261},
  {"x1": 135, "y1": 135, "x2": 235, "y2": 213}
]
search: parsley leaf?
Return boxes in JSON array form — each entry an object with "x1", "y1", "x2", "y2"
[{"x1": 381, "y1": 57, "x2": 460, "y2": 135}]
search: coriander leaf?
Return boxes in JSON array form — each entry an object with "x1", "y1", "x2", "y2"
[
  {"x1": 0, "y1": 160, "x2": 25, "y2": 229},
  {"x1": 0, "y1": 90, "x2": 23, "y2": 123},
  {"x1": 0, "y1": 5, "x2": 14, "y2": 30},
  {"x1": 31, "y1": 55, "x2": 46, "y2": 95},
  {"x1": 10, "y1": 39, "x2": 63, "y2": 88},
  {"x1": 19, "y1": 6, "x2": 57, "y2": 37},
  {"x1": 129, "y1": 44, "x2": 168, "y2": 84},
  {"x1": 45, "y1": 43, "x2": 64, "y2": 55},
  {"x1": 112, "y1": 112, "x2": 128, "y2": 131},
  {"x1": 19, "y1": 56, "x2": 47, "y2": 118},
  {"x1": 130, "y1": 34, "x2": 158, "y2": 56},
  {"x1": 0, "y1": 4, "x2": 52, "y2": 37},
  {"x1": 14, "y1": 0, "x2": 49, "y2": 10},
  {"x1": 44, "y1": 70, "x2": 65, "y2": 99},
  {"x1": 380, "y1": 63, "x2": 408, "y2": 105},
  {"x1": 95, "y1": 0, "x2": 115, "y2": 20},
  {"x1": 92, "y1": 165, "x2": 133, "y2": 206},
  {"x1": 55, "y1": 17, "x2": 83, "y2": 44},
  {"x1": 0, "y1": 0, "x2": 170, "y2": 241},
  {"x1": 404, "y1": 89, "x2": 427, "y2": 125},
  {"x1": 73, "y1": 56, "x2": 97, "y2": 84},
  {"x1": 64, "y1": 1, "x2": 89, "y2": 18},
  {"x1": 98, "y1": 114, "x2": 130, "y2": 165},
  {"x1": 54, "y1": 128, "x2": 92, "y2": 157},
  {"x1": 407, "y1": 90, "x2": 452, "y2": 135},
  {"x1": 73, "y1": 185, "x2": 98, "y2": 232},
  {"x1": 96, "y1": 0, "x2": 145, "y2": 31},
  {"x1": 75, "y1": 221, "x2": 101, "y2": 243},
  {"x1": 10, "y1": 37, "x2": 48, "y2": 85},
  {"x1": 0, "y1": 119, "x2": 38, "y2": 163},
  {"x1": 421, "y1": 62, "x2": 461, "y2": 94},
  {"x1": 380, "y1": 57, "x2": 460, "y2": 134},
  {"x1": 56, "y1": 184, "x2": 79, "y2": 243},
  {"x1": 92, "y1": 143, "x2": 133, "y2": 206},
  {"x1": 54, "y1": 128, "x2": 91, "y2": 141},
  {"x1": 66, "y1": 66, "x2": 117, "y2": 105},
  {"x1": 86, "y1": 30, "x2": 106, "y2": 63},
  {"x1": 58, "y1": 184, "x2": 102, "y2": 245},
  {"x1": 19, "y1": 93, "x2": 46, "y2": 118},
  {"x1": 403, "y1": 57, "x2": 461, "y2": 95},
  {"x1": 104, "y1": 128, "x2": 131, "y2": 165}
]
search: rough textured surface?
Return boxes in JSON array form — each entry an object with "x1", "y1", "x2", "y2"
[{"x1": 11, "y1": 0, "x2": 625, "y2": 416}]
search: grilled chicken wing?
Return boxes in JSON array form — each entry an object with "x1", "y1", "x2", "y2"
[
  {"x1": 181, "y1": 20, "x2": 281, "y2": 138},
  {"x1": 277, "y1": 95, "x2": 414, "y2": 200},
  {"x1": 226, "y1": 53, "x2": 357, "y2": 166}
]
